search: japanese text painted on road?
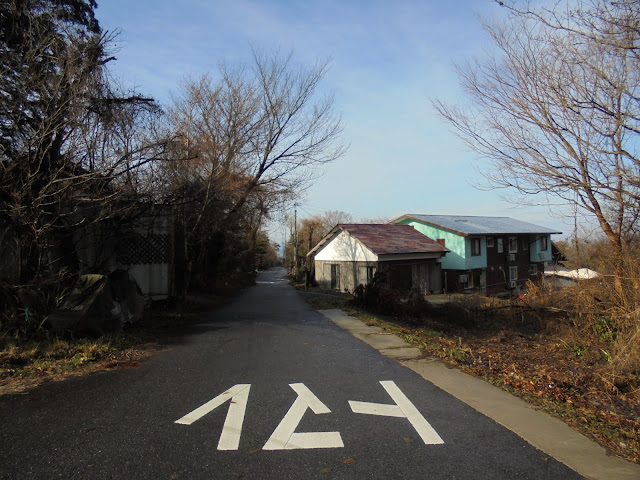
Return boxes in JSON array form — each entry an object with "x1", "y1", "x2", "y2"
[{"x1": 175, "y1": 381, "x2": 444, "y2": 450}]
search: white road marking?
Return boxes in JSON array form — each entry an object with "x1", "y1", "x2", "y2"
[
  {"x1": 349, "y1": 380, "x2": 444, "y2": 445},
  {"x1": 263, "y1": 383, "x2": 344, "y2": 450},
  {"x1": 175, "y1": 384, "x2": 251, "y2": 451},
  {"x1": 349, "y1": 402, "x2": 404, "y2": 417},
  {"x1": 174, "y1": 381, "x2": 442, "y2": 451}
]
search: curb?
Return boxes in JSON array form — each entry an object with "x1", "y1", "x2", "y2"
[{"x1": 319, "y1": 308, "x2": 640, "y2": 480}]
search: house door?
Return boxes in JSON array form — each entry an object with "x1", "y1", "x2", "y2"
[
  {"x1": 331, "y1": 264, "x2": 341, "y2": 290},
  {"x1": 412, "y1": 264, "x2": 429, "y2": 294},
  {"x1": 390, "y1": 264, "x2": 412, "y2": 292}
]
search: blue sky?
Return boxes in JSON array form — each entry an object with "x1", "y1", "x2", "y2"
[{"x1": 96, "y1": 0, "x2": 574, "y2": 239}]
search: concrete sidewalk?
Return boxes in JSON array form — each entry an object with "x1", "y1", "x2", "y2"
[{"x1": 319, "y1": 309, "x2": 640, "y2": 480}]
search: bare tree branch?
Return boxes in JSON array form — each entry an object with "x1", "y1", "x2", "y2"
[{"x1": 435, "y1": 1, "x2": 640, "y2": 271}]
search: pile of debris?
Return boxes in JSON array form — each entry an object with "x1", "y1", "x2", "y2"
[{"x1": 46, "y1": 270, "x2": 144, "y2": 336}]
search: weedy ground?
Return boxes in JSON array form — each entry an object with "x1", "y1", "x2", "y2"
[
  {"x1": 0, "y1": 295, "x2": 227, "y2": 394},
  {"x1": 3, "y1": 281, "x2": 639, "y2": 465},
  {"x1": 302, "y1": 287, "x2": 640, "y2": 465}
]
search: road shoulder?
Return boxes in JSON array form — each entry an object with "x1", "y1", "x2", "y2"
[{"x1": 319, "y1": 308, "x2": 640, "y2": 480}]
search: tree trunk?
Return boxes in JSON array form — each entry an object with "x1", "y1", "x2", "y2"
[{"x1": 612, "y1": 242, "x2": 626, "y2": 303}]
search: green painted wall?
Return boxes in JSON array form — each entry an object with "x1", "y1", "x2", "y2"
[
  {"x1": 529, "y1": 235, "x2": 552, "y2": 262},
  {"x1": 395, "y1": 219, "x2": 482, "y2": 270},
  {"x1": 395, "y1": 218, "x2": 552, "y2": 270},
  {"x1": 469, "y1": 237, "x2": 488, "y2": 269}
]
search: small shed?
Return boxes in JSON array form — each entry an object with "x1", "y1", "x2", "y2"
[{"x1": 307, "y1": 224, "x2": 449, "y2": 293}]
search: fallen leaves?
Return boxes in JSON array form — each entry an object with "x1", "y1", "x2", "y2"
[{"x1": 360, "y1": 312, "x2": 640, "y2": 464}]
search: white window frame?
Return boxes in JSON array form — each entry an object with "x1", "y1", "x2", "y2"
[
  {"x1": 497, "y1": 238, "x2": 504, "y2": 253},
  {"x1": 471, "y1": 238, "x2": 481, "y2": 256},
  {"x1": 331, "y1": 264, "x2": 341, "y2": 290},
  {"x1": 487, "y1": 237, "x2": 494, "y2": 248},
  {"x1": 509, "y1": 265, "x2": 518, "y2": 282},
  {"x1": 540, "y1": 236, "x2": 549, "y2": 251},
  {"x1": 366, "y1": 266, "x2": 376, "y2": 282},
  {"x1": 508, "y1": 236, "x2": 518, "y2": 253}
]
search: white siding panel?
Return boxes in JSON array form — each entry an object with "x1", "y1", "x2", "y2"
[{"x1": 314, "y1": 231, "x2": 378, "y2": 262}]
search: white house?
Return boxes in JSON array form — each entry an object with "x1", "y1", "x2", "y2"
[{"x1": 308, "y1": 224, "x2": 449, "y2": 293}]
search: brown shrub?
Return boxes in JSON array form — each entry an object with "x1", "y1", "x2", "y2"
[{"x1": 541, "y1": 250, "x2": 640, "y2": 391}]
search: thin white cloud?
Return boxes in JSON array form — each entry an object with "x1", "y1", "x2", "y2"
[{"x1": 97, "y1": 0, "x2": 562, "y2": 232}]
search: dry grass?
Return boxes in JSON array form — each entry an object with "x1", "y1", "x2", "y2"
[
  {"x1": 301, "y1": 276, "x2": 640, "y2": 464},
  {"x1": 0, "y1": 335, "x2": 159, "y2": 394},
  {"x1": 0, "y1": 293, "x2": 230, "y2": 395},
  {"x1": 352, "y1": 299, "x2": 640, "y2": 463}
]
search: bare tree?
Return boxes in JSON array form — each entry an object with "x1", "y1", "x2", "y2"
[
  {"x1": 359, "y1": 215, "x2": 392, "y2": 225},
  {"x1": 168, "y1": 51, "x2": 345, "y2": 216},
  {"x1": 282, "y1": 210, "x2": 354, "y2": 279},
  {"x1": 319, "y1": 210, "x2": 354, "y2": 234},
  {"x1": 165, "y1": 50, "x2": 346, "y2": 292},
  {"x1": 433, "y1": 0, "x2": 640, "y2": 284},
  {"x1": 0, "y1": 0, "x2": 163, "y2": 283}
]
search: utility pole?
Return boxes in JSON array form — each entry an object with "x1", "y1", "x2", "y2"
[
  {"x1": 293, "y1": 209, "x2": 298, "y2": 279},
  {"x1": 282, "y1": 230, "x2": 286, "y2": 266}
]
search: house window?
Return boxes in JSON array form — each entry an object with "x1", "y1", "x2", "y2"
[
  {"x1": 330, "y1": 264, "x2": 340, "y2": 290},
  {"x1": 509, "y1": 266, "x2": 518, "y2": 282},
  {"x1": 523, "y1": 236, "x2": 528, "y2": 251},
  {"x1": 357, "y1": 265, "x2": 377, "y2": 286},
  {"x1": 366, "y1": 266, "x2": 376, "y2": 283},
  {"x1": 487, "y1": 237, "x2": 494, "y2": 248},
  {"x1": 540, "y1": 236, "x2": 548, "y2": 251},
  {"x1": 497, "y1": 238, "x2": 504, "y2": 253},
  {"x1": 508, "y1": 236, "x2": 518, "y2": 253},
  {"x1": 471, "y1": 238, "x2": 481, "y2": 256},
  {"x1": 529, "y1": 263, "x2": 538, "y2": 275}
]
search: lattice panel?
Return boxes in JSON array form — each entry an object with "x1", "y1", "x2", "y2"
[{"x1": 118, "y1": 233, "x2": 170, "y2": 265}]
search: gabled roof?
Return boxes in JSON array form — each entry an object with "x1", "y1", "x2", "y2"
[
  {"x1": 393, "y1": 214, "x2": 562, "y2": 236},
  {"x1": 308, "y1": 223, "x2": 449, "y2": 257}
]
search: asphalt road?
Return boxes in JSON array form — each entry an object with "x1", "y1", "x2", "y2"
[{"x1": 0, "y1": 268, "x2": 583, "y2": 479}]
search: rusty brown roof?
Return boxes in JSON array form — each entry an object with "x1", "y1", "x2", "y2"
[{"x1": 337, "y1": 223, "x2": 449, "y2": 256}]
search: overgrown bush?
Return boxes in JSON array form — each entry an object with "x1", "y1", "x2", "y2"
[
  {"x1": 351, "y1": 271, "x2": 401, "y2": 315},
  {"x1": 566, "y1": 278, "x2": 640, "y2": 385},
  {"x1": 526, "y1": 246, "x2": 640, "y2": 392},
  {"x1": 0, "y1": 281, "x2": 69, "y2": 340}
]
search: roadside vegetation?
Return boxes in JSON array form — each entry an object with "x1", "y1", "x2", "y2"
[
  {"x1": 0, "y1": 293, "x2": 233, "y2": 394},
  {"x1": 1, "y1": 0, "x2": 342, "y2": 378},
  {"x1": 423, "y1": 0, "x2": 640, "y2": 463},
  {"x1": 0, "y1": 333, "x2": 154, "y2": 394},
  {"x1": 303, "y1": 255, "x2": 640, "y2": 464}
]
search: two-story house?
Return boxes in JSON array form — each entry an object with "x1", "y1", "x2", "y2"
[{"x1": 392, "y1": 215, "x2": 561, "y2": 295}]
